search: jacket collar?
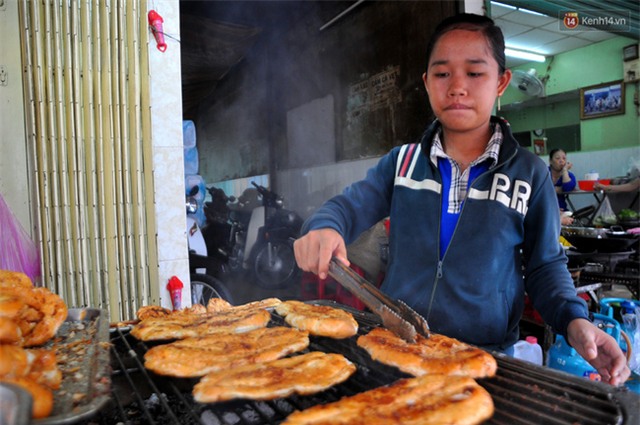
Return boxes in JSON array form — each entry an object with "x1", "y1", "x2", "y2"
[{"x1": 419, "y1": 116, "x2": 519, "y2": 166}]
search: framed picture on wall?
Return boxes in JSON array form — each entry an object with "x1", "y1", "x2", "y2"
[{"x1": 580, "y1": 80, "x2": 625, "y2": 120}]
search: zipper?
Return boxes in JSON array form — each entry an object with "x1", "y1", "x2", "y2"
[
  {"x1": 425, "y1": 146, "x2": 514, "y2": 318},
  {"x1": 426, "y1": 262, "x2": 441, "y2": 323},
  {"x1": 426, "y1": 176, "x2": 444, "y2": 321},
  {"x1": 425, "y1": 120, "x2": 518, "y2": 319}
]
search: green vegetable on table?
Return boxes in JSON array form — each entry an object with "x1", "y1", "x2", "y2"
[
  {"x1": 593, "y1": 215, "x2": 618, "y2": 226},
  {"x1": 618, "y1": 209, "x2": 639, "y2": 220}
]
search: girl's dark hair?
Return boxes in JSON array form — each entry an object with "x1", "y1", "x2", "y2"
[
  {"x1": 548, "y1": 148, "x2": 564, "y2": 161},
  {"x1": 425, "y1": 13, "x2": 506, "y2": 75}
]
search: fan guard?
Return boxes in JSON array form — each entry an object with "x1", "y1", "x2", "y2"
[{"x1": 510, "y1": 69, "x2": 545, "y2": 97}]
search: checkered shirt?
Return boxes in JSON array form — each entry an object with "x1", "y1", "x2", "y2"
[{"x1": 430, "y1": 124, "x2": 503, "y2": 213}]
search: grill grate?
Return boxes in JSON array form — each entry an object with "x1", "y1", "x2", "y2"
[{"x1": 86, "y1": 303, "x2": 639, "y2": 425}]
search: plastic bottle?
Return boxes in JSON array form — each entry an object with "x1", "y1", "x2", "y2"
[
  {"x1": 584, "y1": 170, "x2": 599, "y2": 181},
  {"x1": 620, "y1": 301, "x2": 639, "y2": 374},
  {"x1": 182, "y1": 120, "x2": 196, "y2": 148},
  {"x1": 513, "y1": 336, "x2": 543, "y2": 365}
]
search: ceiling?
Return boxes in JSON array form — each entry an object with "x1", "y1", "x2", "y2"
[
  {"x1": 178, "y1": 1, "x2": 640, "y2": 116},
  {"x1": 179, "y1": 1, "x2": 322, "y2": 118},
  {"x1": 180, "y1": 13, "x2": 263, "y2": 118},
  {"x1": 492, "y1": 0, "x2": 639, "y2": 68}
]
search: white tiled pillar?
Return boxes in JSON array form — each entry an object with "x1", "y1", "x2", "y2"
[{"x1": 147, "y1": 0, "x2": 190, "y2": 308}]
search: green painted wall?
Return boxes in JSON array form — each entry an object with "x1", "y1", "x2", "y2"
[
  {"x1": 504, "y1": 99, "x2": 578, "y2": 130},
  {"x1": 501, "y1": 37, "x2": 640, "y2": 152}
]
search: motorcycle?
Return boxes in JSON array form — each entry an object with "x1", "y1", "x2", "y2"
[
  {"x1": 185, "y1": 186, "x2": 234, "y2": 304},
  {"x1": 240, "y1": 182, "x2": 304, "y2": 289},
  {"x1": 201, "y1": 186, "x2": 253, "y2": 273}
]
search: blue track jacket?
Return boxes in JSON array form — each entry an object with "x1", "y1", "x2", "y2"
[{"x1": 302, "y1": 117, "x2": 588, "y2": 351}]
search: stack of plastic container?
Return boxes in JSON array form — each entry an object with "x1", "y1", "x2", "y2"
[
  {"x1": 183, "y1": 120, "x2": 206, "y2": 227},
  {"x1": 183, "y1": 120, "x2": 198, "y2": 175}
]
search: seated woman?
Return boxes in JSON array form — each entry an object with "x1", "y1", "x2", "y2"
[{"x1": 548, "y1": 148, "x2": 577, "y2": 210}]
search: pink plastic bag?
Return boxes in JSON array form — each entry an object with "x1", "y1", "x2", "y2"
[{"x1": 0, "y1": 194, "x2": 41, "y2": 281}]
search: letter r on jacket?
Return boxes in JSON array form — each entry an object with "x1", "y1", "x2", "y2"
[
  {"x1": 510, "y1": 180, "x2": 531, "y2": 215},
  {"x1": 489, "y1": 173, "x2": 531, "y2": 216}
]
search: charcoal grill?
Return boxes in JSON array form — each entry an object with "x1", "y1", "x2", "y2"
[{"x1": 84, "y1": 301, "x2": 639, "y2": 425}]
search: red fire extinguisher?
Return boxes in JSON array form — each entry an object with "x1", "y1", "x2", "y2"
[{"x1": 148, "y1": 10, "x2": 167, "y2": 52}]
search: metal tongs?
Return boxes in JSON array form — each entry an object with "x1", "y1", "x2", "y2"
[{"x1": 328, "y1": 257, "x2": 430, "y2": 342}]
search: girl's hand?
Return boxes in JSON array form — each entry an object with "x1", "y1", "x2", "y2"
[
  {"x1": 567, "y1": 318, "x2": 631, "y2": 386},
  {"x1": 293, "y1": 229, "x2": 348, "y2": 280}
]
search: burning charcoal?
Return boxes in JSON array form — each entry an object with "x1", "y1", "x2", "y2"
[
  {"x1": 144, "y1": 392, "x2": 167, "y2": 411},
  {"x1": 272, "y1": 398, "x2": 295, "y2": 415},
  {"x1": 240, "y1": 408, "x2": 263, "y2": 424},
  {"x1": 221, "y1": 411, "x2": 241, "y2": 424},
  {"x1": 253, "y1": 401, "x2": 275, "y2": 417},
  {"x1": 200, "y1": 410, "x2": 222, "y2": 425}
]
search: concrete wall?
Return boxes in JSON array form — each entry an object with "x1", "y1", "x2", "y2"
[
  {"x1": 0, "y1": 1, "x2": 32, "y2": 232},
  {"x1": 192, "y1": 1, "x2": 459, "y2": 186}
]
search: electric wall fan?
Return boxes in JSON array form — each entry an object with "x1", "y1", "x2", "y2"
[{"x1": 510, "y1": 69, "x2": 545, "y2": 97}]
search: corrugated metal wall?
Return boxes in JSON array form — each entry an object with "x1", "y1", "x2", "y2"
[{"x1": 18, "y1": 0, "x2": 159, "y2": 322}]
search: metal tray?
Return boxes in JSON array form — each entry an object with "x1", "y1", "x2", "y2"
[
  {"x1": 30, "y1": 308, "x2": 111, "y2": 425},
  {"x1": 0, "y1": 382, "x2": 32, "y2": 425}
]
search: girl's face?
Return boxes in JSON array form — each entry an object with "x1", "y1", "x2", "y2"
[
  {"x1": 550, "y1": 150, "x2": 567, "y2": 171},
  {"x1": 422, "y1": 29, "x2": 511, "y2": 135}
]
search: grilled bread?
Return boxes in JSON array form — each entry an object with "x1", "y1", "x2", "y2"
[
  {"x1": 0, "y1": 269, "x2": 33, "y2": 289},
  {"x1": 130, "y1": 307, "x2": 271, "y2": 341},
  {"x1": 0, "y1": 345, "x2": 62, "y2": 389},
  {"x1": 132, "y1": 298, "x2": 281, "y2": 341},
  {"x1": 136, "y1": 304, "x2": 209, "y2": 321},
  {"x1": 144, "y1": 326, "x2": 310, "y2": 377},
  {"x1": 275, "y1": 300, "x2": 358, "y2": 339},
  {"x1": 0, "y1": 316, "x2": 22, "y2": 344},
  {"x1": 283, "y1": 373, "x2": 494, "y2": 425},
  {"x1": 193, "y1": 351, "x2": 356, "y2": 403},
  {"x1": 0, "y1": 345, "x2": 61, "y2": 420},
  {"x1": 0, "y1": 376, "x2": 54, "y2": 419},
  {"x1": 0, "y1": 286, "x2": 67, "y2": 347},
  {"x1": 357, "y1": 327, "x2": 497, "y2": 378},
  {"x1": 136, "y1": 305, "x2": 172, "y2": 320},
  {"x1": 206, "y1": 297, "x2": 282, "y2": 313}
]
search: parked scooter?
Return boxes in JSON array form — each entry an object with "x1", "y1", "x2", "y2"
[
  {"x1": 185, "y1": 186, "x2": 234, "y2": 304},
  {"x1": 241, "y1": 182, "x2": 304, "y2": 289},
  {"x1": 201, "y1": 186, "x2": 252, "y2": 274}
]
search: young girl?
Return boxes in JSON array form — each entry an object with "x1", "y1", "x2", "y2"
[{"x1": 294, "y1": 13, "x2": 629, "y2": 386}]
